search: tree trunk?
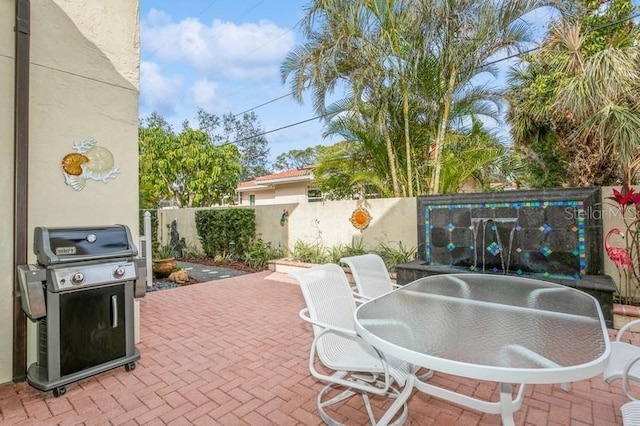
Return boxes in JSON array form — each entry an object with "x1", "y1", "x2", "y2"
[
  {"x1": 403, "y1": 91, "x2": 413, "y2": 197},
  {"x1": 379, "y1": 113, "x2": 400, "y2": 197},
  {"x1": 430, "y1": 67, "x2": 457, "y2": 195}
]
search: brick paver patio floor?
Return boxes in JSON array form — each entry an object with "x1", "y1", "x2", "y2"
[{"x1": 0, "y1": 270, "x2": 634, "y2": 425}]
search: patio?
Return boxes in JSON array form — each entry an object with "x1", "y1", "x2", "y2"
[{"x1": 0, "y1": 270, "x2": 635, "y2": 425}]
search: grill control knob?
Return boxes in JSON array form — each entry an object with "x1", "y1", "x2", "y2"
[
  {"x1": 114, "y1": 267, "x2": 126, "y2": 278},
  {"x1": 71, "y1": 273, "x2": 84, "y2": 285}
]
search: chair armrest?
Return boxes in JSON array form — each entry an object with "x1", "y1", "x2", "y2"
[
  {"x1": 299, "y1": 307, "x2": 393, "y2": 396},
  {"x1": 352, "y1": 291, "x2": 372, "y2": 304},
  {"x1": 298, "y1": 307, "x2": 358, "y2": 337},
  {"x1": 617, "y1": 319, "x2": 640, "y2": 342},
  {"x1": 309, "y1": 326, "x2": 392, "y2": 396},
  {"x1": 622, "y1": 352, "x2": 640, "y2": 400}
]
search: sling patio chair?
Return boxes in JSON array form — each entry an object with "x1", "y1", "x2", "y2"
[
  {"x1": 603, "y1": 318, "x2": 640, "y2": 401},
  {"x1": 340, "y1": 253, "x2": 400, "y2": 301},
  {"x1": 290, "y1": 263, "x2": 411, "y2": 425},
  {"x1": 622, "y1": 400, "x2": 640, "y2": 426}
]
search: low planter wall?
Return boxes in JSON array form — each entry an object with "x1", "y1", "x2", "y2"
[{"x1": 614, "y1": 304, "x2": 640, "y2": 331}]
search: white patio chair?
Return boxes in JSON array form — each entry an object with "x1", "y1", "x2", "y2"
[
  {"x1": 290, "y1": 263, "x2": 411, "y2": 425},
  {"x1": 603, "y1": 318, "x2": 640, "y2": 400},
  {"x1": 341, "y1": 253, "x2": 435, "y2": 383},
  {"x1": 622, "y1": 400, "x2": 640, "y2": 425},
  {"x1": 340, "y1": 253, "x2": 400, "y2": 301}
]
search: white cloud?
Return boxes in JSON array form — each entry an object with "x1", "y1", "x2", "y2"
[
  {"x1": 520, "y1": 6, "x2": 561, "y2": 39},
  {"x1": 139, "y1": 61, "x2": 182, "y2": 115},
  {"x1": 145, "y1": 8, "x2": 172, "y2": 26},
  {"x1": 141, "y1": 14, "x2": 295, "y2": 81},
  {"x1": 191, "y1": 78, "x2": 228, "y2": 113}
]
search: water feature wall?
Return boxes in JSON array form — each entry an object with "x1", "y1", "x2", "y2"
[
  {"x1": 418, "y1": 187, "x2": 603, "y2": 278},
  {"x1": 396, "y1": 187, "x2": 616, "y2": 326}
]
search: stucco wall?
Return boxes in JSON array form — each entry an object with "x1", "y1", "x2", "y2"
[
  {"x1": 602, "y1": 185, "x2": 640, "y2": 300},
  {"x1": 28, "y1": 0, "x2": 139, "y2": 232},
  {"x1": 0, "y1": 0, "x2": 16, "y2": 385},
  {"x1": 156, "y1": 198, "x2": 418, "y2": 257},
  {"x1": 0, "y1": 0, "x2": 140, "y2": 384},
  {"x1": 287, "y1": 198, "x2": 417, "y2": 251},
  {"x1": 273, "y1": 182, "x2": 308, "y2": 204},
  {"x1": 252, "y1": 189, "x2": 277, "y2": 205},
  {"x1": 157, "y1": 191, "x2": 633, "y2": 300}
]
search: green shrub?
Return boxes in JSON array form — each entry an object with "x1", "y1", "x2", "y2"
[
  {"x1": 196, "y1": 208, "x2": 256, "y2": 259},
  {"x1": 326, "y1": 244, "x2": 347, "y2": 264},
  {"x1": 181, "y1": 241, "x2": 206, "y2": 259},
  {"x1": 292, "y1": 240, "x2": 327, "y2": 264},
  {"x1": 153, "y1": 244, "x2": 176, "y2": 259},
  {"x1": 243, "y1": 237, "x2": 285, "y2": 269},
  {"x1": 375, "y1": 241, "x2": 416, "y2": 272},
  {"x1": 341, "y1": 237, "x2": 368, "y2": 258}
]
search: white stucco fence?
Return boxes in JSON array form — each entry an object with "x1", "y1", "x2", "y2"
[
  {"x1": 152, "y1": 188, "x2": 637, "y2": 302},
  {"x1": 155, "y1": 198, "x2": 418, "y2": 256}
]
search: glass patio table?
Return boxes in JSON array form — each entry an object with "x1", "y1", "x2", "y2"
[{"x1": 354, "y1": 273, "x2": 610, "y2": 425}]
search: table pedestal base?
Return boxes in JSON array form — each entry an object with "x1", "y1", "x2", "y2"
[{"x1": 377, "y1": 374, "x2": 526, "y2": 426}]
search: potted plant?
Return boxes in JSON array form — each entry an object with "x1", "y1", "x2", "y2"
[{"x1": 152, "y1": 244, "x2": 177, "y2": 278}]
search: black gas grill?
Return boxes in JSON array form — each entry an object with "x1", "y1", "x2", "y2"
[{"x1": 17, "y1": 225, "x2": 144, "y2": 397}]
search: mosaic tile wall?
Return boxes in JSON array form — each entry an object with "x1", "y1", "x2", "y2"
[{"x1": 417, "y1": 187, "x2": 604, "y2": 279}]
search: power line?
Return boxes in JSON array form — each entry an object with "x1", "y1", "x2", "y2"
[
  {"x1": 485, "y1": 11, "x2": 640, "y2": 67},
  {"x1": 234, "y1": 10, "x2": 640, "y2": 140},
  {"x1": 231, "y1": 113, "x2": 330, "y2": 144},
  {"x1": 234, "y1": 94, "x2": 291, "y2": 116},
  {"x1": 31, "y1": 61, "x2": 137, "y2": 92}
]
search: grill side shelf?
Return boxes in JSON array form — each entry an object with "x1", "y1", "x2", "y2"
[{"x1": 16, "y1": 265, "x2": 46, "y2": 320}]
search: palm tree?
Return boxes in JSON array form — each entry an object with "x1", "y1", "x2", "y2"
[
  {"x1": 438, "y1": 120, "x2": 508, "y2": 193},
  {"x1": 507, "y1": 3, "x2": 640, "y2": 186},
  {"x1": 315, "y1": 110, "x2": 397, "y2": 199},
  {"x1": 282, "y1": 0, "x2": 548, "y2": 196},
  {"x1": 281, "y1": 0, "x2": 409, "y2": 197},
  {"x1": 408, "y1": 0, "x2": 546, "y2": 194},
  {"x1": 546, "y1": 22, "x2": 640, "y2": 183}
]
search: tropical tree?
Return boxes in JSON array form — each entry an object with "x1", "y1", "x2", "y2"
[
  {"x1": 273, "y1": 146, "x2": 326, "y2": 171},
  {"x1": 409, "y1": 0, "x2": 547, "y2": 194},
  {"x1": 439, "y1": 120, "x2": 509, "y2": 193},
  {"x1": 139, "y1": 115, "x2": 242, "y2": 207},
  {"x1": 281, "y1": 0, "x2": 407, "y2": 196},
  {"x1": 281, "y1": 0, "x2": 550, "y2": 196},
  {"x1": 197, "y1": 109, "x2": 270, "y2": 181},
  {"x1": 315, "y1": 112, "x2": 397, "y2": 199},
  {"x1": 507, "y1": 0, "x2": 640, "y2": 187}
]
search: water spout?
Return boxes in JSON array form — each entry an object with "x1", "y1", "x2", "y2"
[{"x1": 471, "y1": 218, "x2": 518, "y2": 274}]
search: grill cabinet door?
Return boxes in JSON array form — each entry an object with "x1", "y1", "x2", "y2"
[{"x1": 59, "y1": 285, "x2": 126, "y2": 376}]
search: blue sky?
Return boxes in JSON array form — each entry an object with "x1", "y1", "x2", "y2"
[
  {"x1": 139, "y1": 0, "x2": 319, "y2": 162},
  {"x1": 138, "y1": 1, "x2": 634, "y2": 165}
]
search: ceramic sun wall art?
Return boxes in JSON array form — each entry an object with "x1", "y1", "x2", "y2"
[
  {"x1": 350, "y1": 206, "x2": 372, "y2": 231},
  {"x1": 61, "y1": 139, "x2": 120, "y2": 191}
]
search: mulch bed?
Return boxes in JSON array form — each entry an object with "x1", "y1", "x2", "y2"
[{"x1": 149, "y1": 258, "x2": 265, "y2": 291}]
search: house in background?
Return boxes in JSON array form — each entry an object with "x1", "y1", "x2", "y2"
[{"x1": 236, "y1": 166, "x2": 321, "y2": 205}]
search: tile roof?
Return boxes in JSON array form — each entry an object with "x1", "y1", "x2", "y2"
[
  {"x1": 238, "y1": 167, "x2": 314, "y2": 189},
  {"x1": 238, "y1": 180, "x2": 258, "y2": 189},
  {"x1": 255, "y1": 167, "x2": 313, "y2": 182}
]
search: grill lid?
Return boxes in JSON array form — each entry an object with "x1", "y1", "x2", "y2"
[{"x1": 34, "y1": 225, "x2": 138, "y2": 266}]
